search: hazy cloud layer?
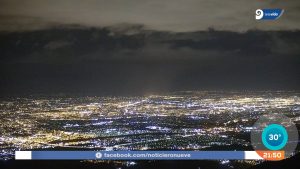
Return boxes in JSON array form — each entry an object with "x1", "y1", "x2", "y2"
[
  {"x1": 0, "y1": 0, "x2": 300, "y2": 32},
  {"x1": 1, "y1": 28, "x2": 299, "y2": 95}
]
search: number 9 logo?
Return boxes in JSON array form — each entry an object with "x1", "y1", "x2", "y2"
[{"x1": 256, "y1": 9, "x2": 264, "y2": 20}]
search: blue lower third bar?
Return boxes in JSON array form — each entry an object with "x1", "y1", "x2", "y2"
[{"x1": 15, "y1": 151, "x2": 263, "y2": 160}]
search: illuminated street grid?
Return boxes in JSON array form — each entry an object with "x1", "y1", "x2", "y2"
[{"x1": 1, "y1": 91, "x2": 300, "y2": 160}]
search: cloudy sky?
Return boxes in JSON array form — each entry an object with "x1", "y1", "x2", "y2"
[
  {"x1": 0, "y1": 0, "x2": 300, "y2": 32},
  {"x1": 0, "y1": 0, "x2": 300, "y2": 96}
]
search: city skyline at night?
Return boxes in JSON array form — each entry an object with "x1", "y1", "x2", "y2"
[{"x1": 1, "y1": 1, "x2": 300, "y2": 169}]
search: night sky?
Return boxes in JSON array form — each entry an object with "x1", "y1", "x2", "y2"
[{"x1": 0, "y1": 0, "x2": 300, "y2": 96}]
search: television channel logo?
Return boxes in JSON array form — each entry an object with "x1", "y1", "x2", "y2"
[{"x1": 256, "y1": 9, "x2": 284, "y2": 20}]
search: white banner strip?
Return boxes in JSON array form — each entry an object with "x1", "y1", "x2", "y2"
[{"x1": 15, "y1": 151, "x2": 32, "y2": 160}]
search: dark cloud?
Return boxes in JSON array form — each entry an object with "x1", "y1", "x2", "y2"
[
  {"x1": 0, "y1": 27, "x2": 299, "y2": 96},
  {"x1": 1, "y1": 1, "x2": 299, "y2": 96}
]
